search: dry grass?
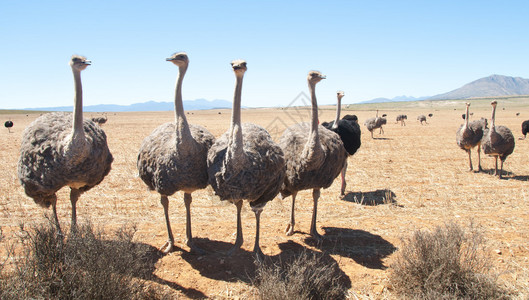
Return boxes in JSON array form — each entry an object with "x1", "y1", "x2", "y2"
[
  {"x1": 1, "y1": 97, "x2": 529, "y2": 298},
  {"x1": 389, "y1": 221, "x2": 508, "y2": 299}
]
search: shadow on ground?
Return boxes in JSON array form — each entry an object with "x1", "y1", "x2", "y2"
[
  {"x1": 104, "y1": 240, "x2": 207, "y2": 299},
  {"x1": 179, "y1": 238, "x2": 352, "y2": 290},
  {"x1": 342, "y1": 189, "x2": 401, "y2": 206},
  {"x1": 305, "y1": 227, "x2": 397, "y2": 269}
]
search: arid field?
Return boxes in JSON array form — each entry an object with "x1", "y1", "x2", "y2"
[{"x1": 1, "y1": 97, "x2": 529, "y2": 298}]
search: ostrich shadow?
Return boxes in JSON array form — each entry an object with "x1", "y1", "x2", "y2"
[
  {"x1": 372, "y1": 137, "x2": 393, "y2": 140},
  {"x1": 180, "y1": 238, "x2": 351, "y2": 290},
  {"x1": 509, "y1": 175, "x2": 529, "y2": 181},
  {"x1": 102, "y1": 240, "x2": 207, "y2": 299},
  {"x1": 305, "y1": 227, "x2": 397, "y2": 270},
  {"x1": 478, "y1": 168, "x2": 516, "y2": 179},
  {"x1": 342, "y1": 189, "x2": 401, "y2": 207}
]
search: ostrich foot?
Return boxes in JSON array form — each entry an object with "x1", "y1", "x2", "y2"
[
  {"x1": 226, "y1": 244, "x2": 242, "y2": 256},
  {"x1": 254, "y1": 248, "x2": 265, "y2": 262},
  {"x1": 160, "y1": 240, "x2": 174, "y2": 254},
  {"x1": 285, "y1": 223, "x2": 295, "y2": 236},
  {"x1": 309, "y1": 229, "x2": 323, "y2": 242},
  {"x1": 186, "y1": 239, "x2": 206, "y2": 255}
]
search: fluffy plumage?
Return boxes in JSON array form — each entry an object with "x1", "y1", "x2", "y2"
[
  {"x1": 364, "y1": 116, "x2": 387, "y2": 138},
  {"x1": 482, "y1": 101, "x2": 515, "y2": 178},
  {"x1": 137, "y1": 52, "x2": 215, "y2": 254},
  {"x1": 456, "y1": 103, "x2": 487, "y2": 172},
  {"x1": 520, "y1": 120, "x2": 529, "y2": 139},
  {"x1": 207, "y1": 60, "x2": 285, "y2": 256},
  {"x1": 279, "y1": 71, "x2": 347, "y2": 239},
  {"x1": 19, "y1": 112, "x2": 112, "y2": 206},
  {"x1": 18, "y1": 55, "x2": 113, "y2": 232}
]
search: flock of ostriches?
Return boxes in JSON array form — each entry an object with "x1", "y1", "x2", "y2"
[{"x1": 13, "y1": 54, "x2": 524, "y2": 258}]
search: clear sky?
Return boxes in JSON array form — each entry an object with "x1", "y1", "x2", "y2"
[{"x1": 1, "y1": 1, "x2": 529, "y2": 109}]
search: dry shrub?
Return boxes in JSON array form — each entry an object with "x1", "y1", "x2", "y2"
[
  {"x1": 389, "y1": 221, "x2": 509, "y2": 299},
  {"x1": 253, "y1": 250, "x2": 347, "y2": 300},
  {"x1": 0, "y1": 220, "x2": 166, "y2": 300}
]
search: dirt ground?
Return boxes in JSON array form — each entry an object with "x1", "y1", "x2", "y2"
[{"x1": 1, "y1": 97, "x2": 529, "y2": 298}]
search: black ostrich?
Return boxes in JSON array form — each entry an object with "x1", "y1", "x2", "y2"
[
  {"x1": 4, "y1": 120, "x2": 13, "y2": 133},
  {"x1": 321, "y1": 92, "x2": 361, "y2": 196},
  {"x1": 520, "y1": 120, "x2": 529, "y2": 140}
]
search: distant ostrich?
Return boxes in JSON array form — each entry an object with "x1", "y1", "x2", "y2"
[
  {"x1": 207, "y1": 60, "x2": 285, "y2": 257},
  {"x1": 279, "y1": 71, "x2": 347, "y2": 240},
  {"x1": 428, "y1": 113, "x2": 433, "y2": 117},
  {"x1": 395, "y1": 114, "x2": 407, "y2": 126},
  {"x1": 91, "y1": 114, "x2": 107, "y2": 125},
  {"x1": 456, "y1": 103, "x2": 487, "y2": 172},
  {"x1": 321, "y1": 91, "x2": 361, "y2": 196},
  {"x1": 417, "y1": 115, "x2": 428, "y2": 125},
  {"x1": 382, "y1": 113, "x2": 387, "y2": 118},
  {"x1": 4, "y1": 120, "x2": 13, "y2": 133},
  {"x1": 364, "y1": 110, "x2": 387, "y2": 138},
  {"x1": 516, "y1": 112, "x2": 520, "y2": 116},
  {"x1": 482, "y1": 101, "x2": 515, "y2": 178},
  {"x1": 520, "y1": 120, "x2": 529, "y2": 140},
  {"x1": 17, "y1": 55, "x2": 113, "y2": 233},
  {"x1": 137, "y1": 52, "x2": 215, "y2": 254}
]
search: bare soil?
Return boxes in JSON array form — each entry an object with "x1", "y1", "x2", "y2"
[{"x1": 1, "y1": 98, "x2": 528, "y2": 298}]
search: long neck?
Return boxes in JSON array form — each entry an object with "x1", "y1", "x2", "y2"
[
  {"x1": 174, "y1": 65, "x2": 191, "y2": 143},
  {"x1": 308, "y1": 81, "x2": 319, "y2": 137},
  {"x1": 332, "y1": 96, "x2": 342, "y2": 129},
  {"x1": 72, "y1": 69, "x2": 85, "y2": 138},
  {"x1": 228, "y1": 74, "x2": 244, "y2": 159},
  {"x1": 491, "y1": 105, "x2": 496, "y2": 131},
  {"x1": 464, "y1": 105, "x2": 470, "y2": 128}
]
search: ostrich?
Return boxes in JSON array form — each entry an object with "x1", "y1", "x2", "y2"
[
  {"x1": 456, "y1": 103, "x2": 487, "y2": 172},
  {"x1": 207, "y1": 60, "x2": 285, "y2": 257},
  {"x1": 91, "y1": 114, "x2": 107, "y2": 125},
  {"x1": 417, "y1": 115, "x2": 428, "y2": 125},
  {"x1": 482, "y1": 101, "x2": 515, "y2": 178},
  {"x1": 279, "y1": 71, "x2": 347, "y2": 240},
  {"x1": 321, "y1": 91, "x2": 361, "y2": 196},
  {"x1": 137, "y1": 52, "x2": 215, "y2": 254},
  {"x1": 364, "y1": 110, "x2": 387, "y2": 138},
  {"x1": 520, "y1": 120, "x2": 529, "y2": 140},
  {"x1": 395, "y1": 114, "x2": 407, "y2": 126},
  {"x1": 4, "y1": 120, "x2": 13, "y2": 133},
  {"x1": 428, "y1": 113, "x2": 433, "y2": 117},
  {"x1": 17, "y1": 55, "x2": 113, "y2": 233}
]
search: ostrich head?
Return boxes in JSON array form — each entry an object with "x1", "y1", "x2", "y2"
[
  {"x1": 231, "y1": 59, "x2": 247, "y2": 76},
  {"x1": 466, "y1": 102, "x2": 470, "y2": 107},
  {"x1": 307, "y1": 71, "x2": 325, "y2": 84},
  {"x1": 69, "y1": 55, "x2": 90, "y2": 71},
  {"x1": 166, "y1": 52, "x2": 189, "y2": 68},
  {"x1": 337, "y1": 90, "x2": 345, "y2": 99},
  {"x1": 491, "y1": 100, "x2": 498, "y2": 108}
]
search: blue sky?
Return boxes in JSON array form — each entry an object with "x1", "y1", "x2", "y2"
[{"x1": 1, "y1": 1, "x2": 529, "y2": 109}]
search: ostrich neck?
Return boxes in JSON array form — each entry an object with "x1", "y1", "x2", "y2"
[
  {"x1": 491, "y1": 105, "x2": 497, "y2": 132},
  {"x1": 227, "y1": 75, "x2": 245, "y2": 161},
  {"x1": 308, "y1": 81, "x2": 320, "y2": 139},
  {"x1": 174, "y1": 66, "x2": 192, "y2": 144},
  {"x1": 72, "y1": 70, "x2": 85, "y2": 139},
  {"x1": 332, "y1": 96, "x2": 342, "y2": 129},
  {"x1": 302, "y1": 81, "x2": 324, "y2": 167},
  {"x1": 464, "y1": 105, "x2": 470, "y2": 128}
]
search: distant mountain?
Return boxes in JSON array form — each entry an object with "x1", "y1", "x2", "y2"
[
  {"x1": 22, "y1": 99, "x2": 232, "y2": 112},
  {"x1": 361, "y1": 95, "x2": 429, "y2": 104},
  {"x1": 429, "y1": 75, "x2": 529, "y2": 100}
]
